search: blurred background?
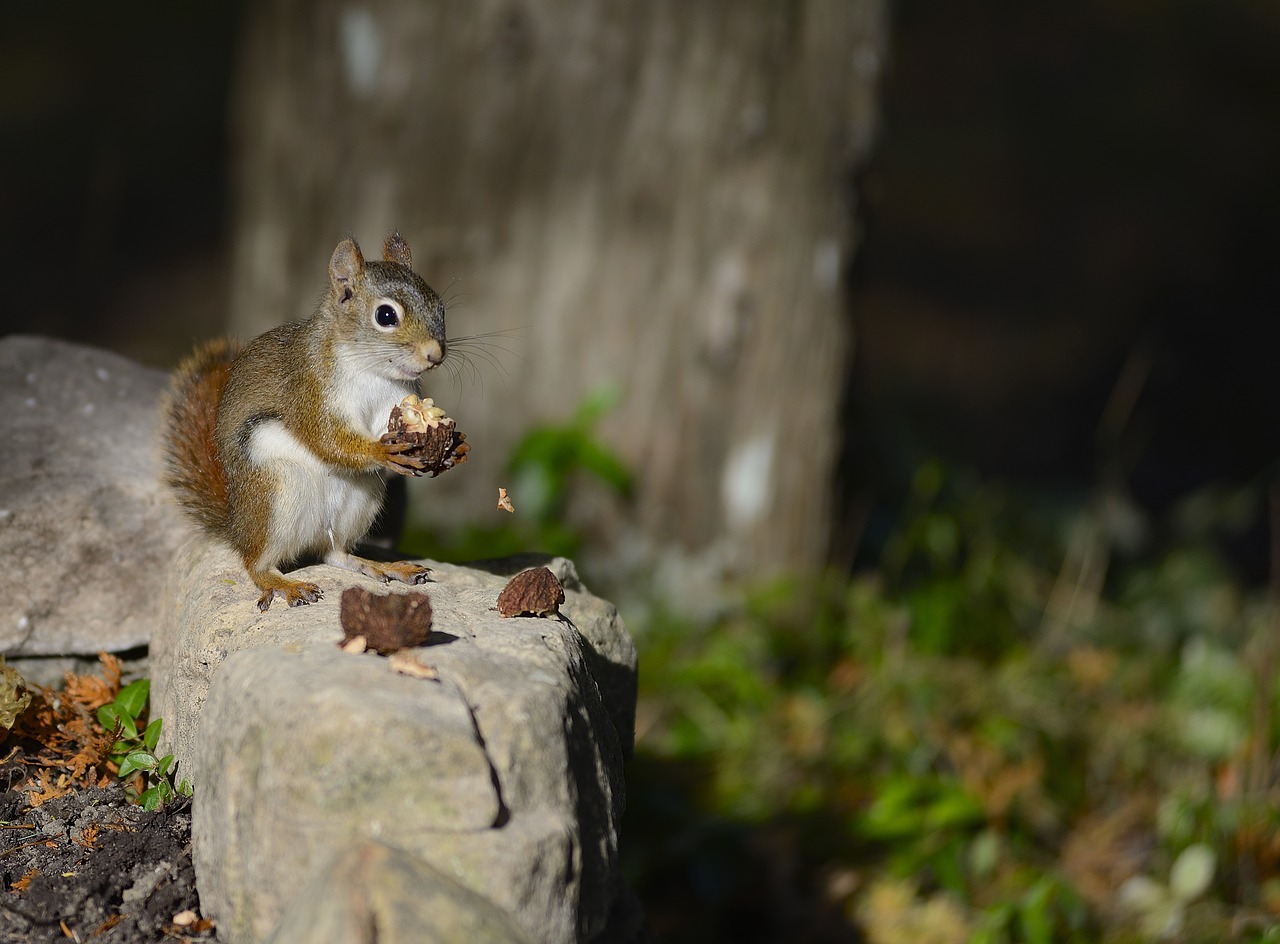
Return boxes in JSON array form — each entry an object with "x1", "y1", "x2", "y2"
[{"x1": 4, "y1": 1, "x2": 1279, "y2": 940}]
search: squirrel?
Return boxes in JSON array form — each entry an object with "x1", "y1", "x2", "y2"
[{"x1": 162, "y1": 232, "x2": 449, "y2": 611}]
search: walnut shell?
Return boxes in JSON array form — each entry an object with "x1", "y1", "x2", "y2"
[
  {"x1": 383, "y1": 396, "x2": 470, "y2": 477},
  {"x1": 338, "y1": 587, "x2": 433, "y2": 654},
  {"x1": 497, "y1": 567, "x2": 565, "y2": 619}
]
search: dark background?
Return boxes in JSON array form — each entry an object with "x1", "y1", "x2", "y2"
[{"x1": 3, "y1": 1, "x2": 1277, "y2": 575}]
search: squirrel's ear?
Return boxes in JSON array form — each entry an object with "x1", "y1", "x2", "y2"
[
  {"x1": 329, "y1": 238, "x2": 365, "y2": 302},
  {"x1": 382, "y1": 232, "x2": 413, "y2": 269}
]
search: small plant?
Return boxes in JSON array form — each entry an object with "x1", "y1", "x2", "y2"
[
  {"x1": 405, "y1": 387, "x2": 632, "y2": 562},
  {"x1": 97, "y1": 679, "x2": 191, "y2": 810},
  {"x1": 1119, "y1": 843, "x2": 1216, "y2": 939}
]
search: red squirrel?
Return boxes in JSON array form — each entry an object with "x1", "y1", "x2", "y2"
[{"x1": 161, "y1": 233, "x2": 450, "y2": 611}]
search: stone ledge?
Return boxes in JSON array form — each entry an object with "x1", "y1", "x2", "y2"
[{"x1": 153, "y1": 538, "x2": 638, "y2": 944}]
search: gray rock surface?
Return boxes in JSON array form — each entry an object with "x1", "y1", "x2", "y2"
[
  {"x1": 264, "y1": 840, "x2": 537, "y2": 944},
  {"x1": 153, "y1": 537, "x2": 638, "y2": 944},
  {"x1": 0, "y1": 335, "x2": 183, "y2": 658}
]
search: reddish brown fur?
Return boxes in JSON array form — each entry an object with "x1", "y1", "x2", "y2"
[{"x1": 161, "y1": 338, "x2": 240, "y2": 534}]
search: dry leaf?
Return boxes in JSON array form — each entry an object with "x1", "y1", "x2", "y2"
[
  {"x1": 10, "y1": 868, "x2": 39, "y2": 892},
  {"x1": 497, "y1": 487, "x2": 515, "y2": 513},
  {"x1": 74, "y1": 824, "x2": 100, "y2": 849},
  {"x1": 64, "y1": 652, "x2": 122, "y2": 711},
  {"x1": 0, "y1": 657, "x2": 32, "y2": 730},
  {"x1": 92, "y1": 914, "x2": 124, "y2": 936},
  {"x1": 26, "y1": 771, "x2": 72, "y2": 808}
]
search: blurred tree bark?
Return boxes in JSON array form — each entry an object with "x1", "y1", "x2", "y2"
[{"x1": 229, "y1": 0, "x2": 884, "y2": 574}]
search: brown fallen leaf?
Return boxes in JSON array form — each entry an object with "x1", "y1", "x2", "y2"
[
  {"x1": 25, "y1": 771, "x2": 72, "y2": 808},
  {"x1": 497, "y1": 487, "x2": 515, "y2": 513}
]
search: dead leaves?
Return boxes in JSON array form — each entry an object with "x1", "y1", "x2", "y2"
[
  {"x1": 0, "y1": 657, "x2": 32, "y2": 731},
  {"x1": 4, "y1": 652, "x2": 127, "y2": 802},
  {"x1": 25, "y1": 770, "x2": 74, "y2": 809}
]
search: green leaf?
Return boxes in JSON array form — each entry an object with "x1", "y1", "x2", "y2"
[
  {"x1": 156, "y1": 754, "x2": 175, "y2": 778},
  {"x1": 143, "y1": 718, "x2": 163, "y2": 751},
  {"x1": 114, "y1": 679, "x2": 150, "y2": 720},
  {"x1": 1018, "y1": 876, "x2": 1056, "y2": 944},
  {"x1": 140, "y1": 787, "x2": 161, "y2": 811},
  {"x1": 572, "y1": 385, "x2": 622, "y2": 426},
  {"x1": 98, "y1": 704, "x2": 121, "y2": 732},
  {"x1": 1169, "y1": 843, "x2": 1215, "y2": 902},
  {"x1": 117, "y1": 713, "x2": 138, "y2": 741},
  {"x1": 119, "y1": 751, "x2": 158, "y2": 778},
  {"x1": 574, "y1": 439, "x2": 632, "y2": 495},
  {"x1": 924, "y1": 787, "x2": 985, "y2": 831}
]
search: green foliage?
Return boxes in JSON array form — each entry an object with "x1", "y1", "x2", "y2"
[
  {"x1": 626, "y1": 465, "x2": 1280, "y2": 943},
  {"x1": 405, "y1": 387, "x2": 630, "y2": 562},
  {"x1": 403, "y1": 400, "x2": 1279, "y2": 940},
  {"x1": 98, "y1": 679, "x2": 191, "y2": 810}
]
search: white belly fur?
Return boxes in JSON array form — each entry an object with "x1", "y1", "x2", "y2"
[
  {"x1": 329, "y1": 345, "x2": 417, "y2": 438},
  {"x1": 247, "y1": 419, "x2": 386, "y2": 568}
]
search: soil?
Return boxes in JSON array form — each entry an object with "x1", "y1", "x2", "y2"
[{"x1": 0, "y1": 754, "x2": 213, "y2": 943}]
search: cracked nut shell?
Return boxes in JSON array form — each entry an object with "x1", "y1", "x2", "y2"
[
  {"x1": 497, "y1": 567, "x2": 565, "y2": 619},
  {"x1": 383, "y1": 396, "x2": 470, "y2": 477},
  {"x1": 339, "y1": 587, "x2": 433, "y2": 654}
]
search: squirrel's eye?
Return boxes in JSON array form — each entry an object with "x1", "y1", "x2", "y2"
[{"x1": 373, "y1": 304, "x2": 400, "y2": 329}]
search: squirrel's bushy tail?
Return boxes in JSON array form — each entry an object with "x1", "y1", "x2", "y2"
[{"x1": 161, "y1": 338, "x2": 239, "y2": 534}]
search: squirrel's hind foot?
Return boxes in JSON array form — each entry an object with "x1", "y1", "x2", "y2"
[
  {"x1": 252, "y1": 571, "x2": 324, "y2": 611},
  {"x1": 327, "y1": 551, "x2": 432, "y2": 586}
]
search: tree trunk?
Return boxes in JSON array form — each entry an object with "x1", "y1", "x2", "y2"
[{"x1": 229, "y1": 0, "x2": 884, "y2": 574}]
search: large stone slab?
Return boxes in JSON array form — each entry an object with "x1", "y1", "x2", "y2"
[
  {"x1": 265, "y1": 840, "x2": 537, "y2": 944},
  {"x1": 153, "y1": 539, "x2": 637, "y2": 944},
  {"x1": 0, "y1": 335, "x2": 184, "y2": 659}
]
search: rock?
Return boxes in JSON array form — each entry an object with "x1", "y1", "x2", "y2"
[
  {"x1": 265, "y1": 840, "x2": 536, "y2": 944},
  {"x1": 152, "y1": 538, "x2": 638, "y2": 944},
  {"x1": 0, "y1": 335, "x2": 184, "y2": 658}
]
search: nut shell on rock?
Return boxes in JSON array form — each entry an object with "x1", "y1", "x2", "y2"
[
  {"x1": 338, "y1": 587, "x2": 433, "y2": 654},
  {"x1": 497, "y1": 567, "x2": 565, "y2": 619}
]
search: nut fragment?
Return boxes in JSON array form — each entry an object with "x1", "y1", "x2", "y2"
[
  {"x1": 497, "y1": 487, "x2": 515, "y2": 513},
  {"x1": 340, "y1": 635, "x2": 368, "y2": 654},
  {"x1": 382, "y1": 395, "x2": 470, "y2": 477},
  {"x1": 395, "y1": 394, "x2": 449, "y2": 431},
  {"x1": 497, "y1": 567, "x2": 565, "y2": 619},
  {"x1": 338, "y1": 587, "x2": 433, "y2": 654},
  {"x1": 389, "y1": 651, "x2": 440, "y2": 680}
]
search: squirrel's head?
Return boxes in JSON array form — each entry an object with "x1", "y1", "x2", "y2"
[{"x1": 327, "y1": 233, "x2": 447, "y2": 380}]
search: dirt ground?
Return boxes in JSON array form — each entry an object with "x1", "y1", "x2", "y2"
[
  {"x1": 1, "y1": 654, "x2": 215, "y2": 944},
  {"x1": 0, "y1": 756, "x2": 213, "y2": 944}
]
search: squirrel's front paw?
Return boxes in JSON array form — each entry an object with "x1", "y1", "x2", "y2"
[{"x1": 378, "y1": 437, "x2": 429, "y2": 476}]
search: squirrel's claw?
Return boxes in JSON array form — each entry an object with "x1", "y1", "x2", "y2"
[{"x1": 378, "y1": 437, "x2": 429, "y2": 476}]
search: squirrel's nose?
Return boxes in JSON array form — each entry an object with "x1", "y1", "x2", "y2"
[{"x1": 418, "y1": 339, "x2": 445, "y2": 367}]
